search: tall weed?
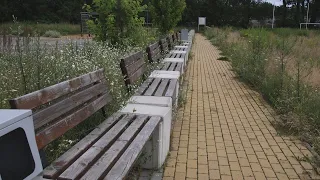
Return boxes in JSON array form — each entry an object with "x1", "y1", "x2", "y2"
[{"x1": 204, "y1": 27, "x2": 320, "y2": 160}]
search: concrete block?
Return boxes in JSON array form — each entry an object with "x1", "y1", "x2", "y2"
[
  {"x1": 149, "y1": 70, "x2": 180, "y2": 79},
  {"x1": 120, "y1": 104, "x2": 172, "y2": 169},
  {"x1": 128, "y1": 96, "x2": 172, "y2": 108}
]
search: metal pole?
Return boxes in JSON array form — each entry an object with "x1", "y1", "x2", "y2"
[
  {"x1": 272, "y1": 5, "x2": 275, "y2": 29},
  {"x1": 306, "y1": 2, "x2": 310, "y2": 29}
]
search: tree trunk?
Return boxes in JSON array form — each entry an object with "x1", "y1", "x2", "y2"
[{"x1": 282, "y1": 0, "x2": 287, "y2": 27}]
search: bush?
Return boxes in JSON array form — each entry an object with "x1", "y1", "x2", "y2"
[
  {"x1": 149, "y1": 0, "x2": 186, "y2": 33},
  {"x1": 85, "y1": 0, "x2": 146, "y2": 45},
  {"x1": 43, "y1": 30, "x2": 61, "y2": 38}
]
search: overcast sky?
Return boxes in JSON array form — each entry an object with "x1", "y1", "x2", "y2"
[{"x1": 264, "y1": 0, "x2": 283, "y2": 6}]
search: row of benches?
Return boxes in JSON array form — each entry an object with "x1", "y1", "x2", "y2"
[{"x1": 9, "y1": 29, "x2": 195, "y2": 180}]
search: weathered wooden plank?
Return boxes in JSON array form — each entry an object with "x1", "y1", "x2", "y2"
[
  {"x1": 146, "y1": 42, "x2": 162, "y2": 63},
  {"x1": 42, "y1": 113, "x2": 126, "y2": 179},
  {"x1": 79, "y1": 115, "x2": 148, "y2": 180},
  {"x1": 168, "y1": 63, "x2": 175, "y2": 71},
  {"x1": 135, "y1": 78, "x2": 153, "y2": 96},
  {"x1": 165, "y1": 79, "x2": 178, "y2": 98},
  {"x1": 127, "y1": 64, "x2": 146, "y2": 85},
  {"x1": 35, "y1": 93, "x2": 111, "y2": 149},
  {"x1": 161, "y1": 62, "x2": 170, "y2": 71},
  {"x1": 144, "y1": 78, "x2": 161, "y2": 96},
  {"x1": 58, "y1": 114, "x2": 136, "y2": 180},
  {"x1": 103, "y1": 116, "x2": 161, "y2": 180},
  {"x1": 176, "y1": 63, "x2": 183, "y2": 73},
  {"x1": 122, "y1": 57, "x2": 145, "y2": 77},
  {"x1": 9, "y1": 69, "x2": 105, "y2": 109},
  {"x1": 33, "y1": 80, "x2": 109, "y2": 130},
  {"x1": 160, "y1": 38, "x2": 169, "y2": 53},
  {"x1": 121, "y1": 51, "x2": 144, "y2": 66},
  {"x1": 155, "y1": 79, "x2": 169, "y2": 97}
]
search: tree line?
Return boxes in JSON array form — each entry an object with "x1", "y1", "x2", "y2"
[
  {"x1": 182, "y1": 0, "x2": 320, "y2": 28},
  {"x1": 1, "y1": 0, "x2": 320, "y2": 28}
]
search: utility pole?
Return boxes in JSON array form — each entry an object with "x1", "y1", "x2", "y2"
[
  {"x1": 272, "y1": 4, "x2": 275, "y2": 29},
  {"x1": 306, "y1": 2, "x2": 310, "y2": 29}
]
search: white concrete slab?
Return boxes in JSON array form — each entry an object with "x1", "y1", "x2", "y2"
[
  {"x1": 163, "y1": 58, "x2": 185, "y2": 71},
  {"x1": 128, "y1": 96, "x2": 172, "y2": 108},
  {"x1": 120, "y1": 104, "x2": 172, "y2": 169},
  {"x1": 175, "y1": 45, "x2": 188, "y2": 48},
  {"x1": 149, "y1": 70, "x2": 180, "y2": 79},
  {"x1": 163, "y1": 58, "x2": 184, "y2": 63},
  {"x1": 170, "y1": 50, "x2": 187, "y2": 54}
]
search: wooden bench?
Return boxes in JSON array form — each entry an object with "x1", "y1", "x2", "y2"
[
  {"x1": 9, "y1": 69, "x2": 162, "y2": 180},
  {"x1": 160, "y1": 37, "x2": 187, "y2": 60},
  {"x1": 146, "y1": 41, "x2": 183, "y2": 73},
  {"x1": 120, "y1": 51, "x2": 146, "y2": 88},
  {"x1": 120, "y1": 51, "x2": 179, "y2": 106}
]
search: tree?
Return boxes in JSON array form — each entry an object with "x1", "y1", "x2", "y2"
[
  {"x1": 85, "y1": 0, "x2": 146, "y2": 44},
  {"x1": 149, "y1": 0, "x2": 186, "y2": 33}
]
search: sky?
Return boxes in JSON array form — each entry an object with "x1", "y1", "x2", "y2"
[{"x1": 264, "y1": 0, "x2": 283, "y2": 6}]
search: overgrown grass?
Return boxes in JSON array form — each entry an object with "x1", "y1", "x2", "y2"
[
  {"x1": 204, "y1": 27, "x2": 320, "y2": 163},
  {"x1": 0, "y1": 28, "x2": 161, "y2": 163},
  {"x1": 0, "y1": 22, "x2": 80, "y2": 36}
]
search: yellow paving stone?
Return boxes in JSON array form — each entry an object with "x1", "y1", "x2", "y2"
[
  {"x1": 262, "y1": 168, "x2": 276, "y2": 178},
  {"x1": 208, "y1": 160, "x2": 219, "y2": 170},
  {"x1": 198, "y1": 155, "x2": 208, "y2": 165},
  {"x1": 163, "y1": 177, "x2": 174, "y2": 180},
  {"x1": 241, "y1": 166, "x2": 254, "y2": 177},
  {"x1": 163, "y1": 34, "x2": 316, "y2": 180},
  {"x1": 187, "y1": 160, "x2": 197, "y2": 169},
  {"x1": 198, "y1": 164, "x2": 209, "y2": 174},
  {"x1": 164, "y1": 167, "x2": 175, "y2": 177},
  {"x1": 176, "y1": 163, "x2": 187, "y2": 173},
  {"x1": 188, "y1": 151, "x2": 197, "y2": 160},
  {"x1": 187, "y1": 168, "x2": 197, "y2": 178},
  {"x1": 175, "y1": 172, "x2": 186, "y2": 180}
]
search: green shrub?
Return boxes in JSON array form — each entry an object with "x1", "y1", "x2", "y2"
[
  {"x1": 85, "y1": 0, "x2": 146, "y2": 45},
  {"x1": 43, "y1": 30, "x2": 61, "y2": 38},
  {"x1": 149, "y1": 0, "x2": 186, "y2": 33}
]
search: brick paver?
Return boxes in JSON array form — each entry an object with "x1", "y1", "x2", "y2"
[{"x1": 164, "y1": 34, "x2": 320, "y2": 180}]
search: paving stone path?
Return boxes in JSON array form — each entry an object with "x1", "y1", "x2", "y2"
[{"x1": 163, "y1": 34, "x2": 320, "y2": 180}]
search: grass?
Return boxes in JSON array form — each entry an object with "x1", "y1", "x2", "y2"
[
  {"x1": 0, "y1": 22, "x2": 80, "y2": 36},
  {"x1": 204, "y1": 26, "x2": 320, "y2": 164}
]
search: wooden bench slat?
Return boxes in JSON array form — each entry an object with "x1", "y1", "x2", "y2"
[
  {"x1": 58, "y1": 114, "x2": 136, "y2": 179},
  {"x1": 35, "y1": 93, "x2": 112, "y2": 149},
  {"x1": 33, "y1": 80, "x2": 108, "y2": 129},
  {"x1": 120, "y1": 51, "x2": 146, "y2": 87},
  {"x1": 135, "y1": 78, "x2": 153, "y2": 96},
  {"x1": 155, "y1": 79, "x2": 169, "y2": 96},
  {"x1": 79, "y1": 115, "x2": 149, "y2": 180},
  {"x1": 146, "y1": 42, "x2": 162, "y2": 63},
  {"x1": 165, "y1": 79, "x2": 178, "y2": 98},
  {"x1": 168, "y1": 63, "x2": 176, "y2": 71},
  {"x1": 42, "y1": 113, "x2": 126, "y2": 179},
  {"x1": 144, "y1": 78, "x2": 161, "y2": 96},
  {"x1": 103, "y1": 116, "x2": 161, "y2": 180},
  {"x1": 161, "y1": 62, "x2": 170, "y2": 71},
  {"x1": 9, "y1": 69, "x2": 104, "y2": 109},
  {"x1": 127, "y1": 64, "x2": 146, "y2": 85},
  {"x1": 176, "y1": 63, "x2": 183, "y2": 72}
]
